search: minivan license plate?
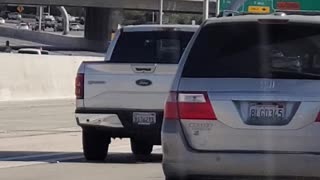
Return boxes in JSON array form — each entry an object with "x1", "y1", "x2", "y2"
[
  {"x1": 249, "y1": 103, "x2": 285, "y2": 121},
  {"x1": 133, "y1": 112, "x2": 156, "y2": 125}
]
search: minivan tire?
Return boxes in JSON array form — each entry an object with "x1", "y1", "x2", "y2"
[{"x1": 82, "y1": 129, "x2": 110, "y2": 161}]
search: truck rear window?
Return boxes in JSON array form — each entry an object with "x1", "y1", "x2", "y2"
[
  {"x1": 110, "y1": 31, "x2": 194, "y2": 64},
  {"x1": 182, "y1": 22, "x2": 320, "y2": 80}
]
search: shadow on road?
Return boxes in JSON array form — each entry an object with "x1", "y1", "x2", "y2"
[{"x1": 0, "y1": 151, "x2": 162, "y2": 164}]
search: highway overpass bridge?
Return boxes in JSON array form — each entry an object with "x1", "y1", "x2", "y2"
[
  {"x1": 0, "y1": 0, "x2": 216, "y2": 13},
  {"x1": 0, "y1": 0, "x2": 216, "y2": 51}
]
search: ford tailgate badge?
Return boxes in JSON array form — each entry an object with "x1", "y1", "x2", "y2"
[{"x1": 136, "y1": 79, "x2": 152, "y2": 86}]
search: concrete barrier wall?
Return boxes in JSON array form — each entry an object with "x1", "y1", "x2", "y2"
[{"x1": 0, "y1": 53, "x2": 102, "y2": 101}]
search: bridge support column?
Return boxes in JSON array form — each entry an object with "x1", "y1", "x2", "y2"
[{"x1": 85, "y1": 7, "x2": 123, "y2": 51}]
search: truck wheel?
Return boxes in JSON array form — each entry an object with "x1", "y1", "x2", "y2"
[
  {"x1": 130, "y1": 138, "x2": 153, "y2": 156},
  {"x1": 82, "y1": 129, "x2": 110, "y2": 161}
]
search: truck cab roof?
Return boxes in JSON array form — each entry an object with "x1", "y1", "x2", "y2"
[{"x1": 121, "y1": 24, "x2": 199, "y2": 32}]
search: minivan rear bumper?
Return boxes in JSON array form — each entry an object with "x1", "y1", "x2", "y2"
[
  {"x1": 162, "y1": 121, "x2": 320, "y2": 178},
  {"x1": 163, "y1": 152, "x2": 320, "y2": 178}
]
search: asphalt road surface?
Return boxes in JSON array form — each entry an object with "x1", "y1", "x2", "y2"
[
  {"x1": 0, "y1": 100, "x2": 163, "y2": 180},
  {"x1": 0, "y1": 35, "x2": 49, "y2": 47}
]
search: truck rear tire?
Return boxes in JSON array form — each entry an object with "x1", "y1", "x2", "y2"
[
  {"x1": 82, "y1": 129, "x2": 110, "y2": 161},
  {"x1": 130, "y1": 138, "x2": 153, "y2": 156}
]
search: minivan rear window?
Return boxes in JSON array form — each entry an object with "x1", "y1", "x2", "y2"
[
  {"x1": 182, "y1": 22, "x2": 320, "y2": 80},
  {"x1": 110, "y1": 31, "x2": 194, "y2": 64}
]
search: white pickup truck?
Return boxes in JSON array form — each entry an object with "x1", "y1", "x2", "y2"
[{"x1": 75, "y1": 24, "x2": 198, "y2": 161}]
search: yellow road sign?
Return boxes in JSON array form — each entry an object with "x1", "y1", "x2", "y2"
[
  {"x1": 17, "y1": 6, "x2": 24, "y2": 13},
  {"x1": 248, "y1": 6, "x2": 270, "y2": 14}
]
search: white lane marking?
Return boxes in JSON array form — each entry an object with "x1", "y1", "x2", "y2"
[
  {"x1": 0, "y1": 152, "x2": 68, "y2": 161},
  {"x1": 0, "y1": 144, "x2": 145, "y2": 162},
  {"x1": 0, "y1": 155, "x2": 83, "y2": 169},
  {"x1": 45, "y1": 155, "x2": 84, "y2": 163},
  {"x1": 0, "y1": 143, "x2": 162, "y2": 169},
  {"x1": 0, "y1": 161, "x2": 44, "y2": 169}
]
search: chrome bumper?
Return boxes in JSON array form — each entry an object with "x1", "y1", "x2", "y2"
[{"x1": 76, "y1": 114, "x2": 124, "y2": 128}]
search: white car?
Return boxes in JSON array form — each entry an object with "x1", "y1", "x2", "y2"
[
  {"x1": 70, "y1": 23, "x2": 81, "y2": 31},
  {"x1": 0, "y1": 17, "x2": 5, "y2": 24},
  {"x1": 68, "y1": 14, "x2": 76, "y2": 22},
  {"x1": 17, "y1": 23, "x2": 29, "y2": 30},
  {"x1": 8, "y1": 12, "x2": 22, "y2": 20},
  {"x1": 18, "y1": 48, "x2": 49, "y2": 55},
  {"x1": 43, "y1": 13, "x2": 55, "y2": 21}
]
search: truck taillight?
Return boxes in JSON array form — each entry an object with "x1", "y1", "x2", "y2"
[
  {"x1": 164, "y1": 91, "x2": 216, "y2": 120},
  {"x1": 75, "y1": 73, "x2": 84, "y2": 99}
]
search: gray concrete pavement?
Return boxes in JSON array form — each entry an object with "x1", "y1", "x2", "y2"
[
  {"x1": 0, "y1": 99, "x2": 163, "y2": 180},
  {"x1": 0, "y1": 99, "x2": 76, "y2": 133},
  {"x1": 0, "y1": 159, "x2": 163, "y2": 180},
  {"x1": 0, "y1": 35, "x2": 49, "y2": 47}
]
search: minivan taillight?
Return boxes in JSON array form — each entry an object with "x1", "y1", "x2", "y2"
[
  {"x1": 164, "y1": 92, "x2": 179, "y2": 119},
  {"x1": 164, "y1": 91, "x2": 216, "y2": 120},
  {"x1": 75, "y1": 73, "x2": 84, "y2": 99},
  {"x1": 315, "y1": 112, "x2": 320, "y2": 122}
]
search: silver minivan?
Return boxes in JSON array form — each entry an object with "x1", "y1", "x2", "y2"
[{"x1": 162, "y1": 14, "x2": 320, "y2": 179}]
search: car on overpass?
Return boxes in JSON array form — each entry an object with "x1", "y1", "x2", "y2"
[
  {"x1": 31, "y1": 23, "x2": 45, "y2": 31},
  {"x1": 0, "y1": 17, "x2": 5, "y2": 24},
  {"x1": 162, "y1": 11, "x2": 320, "y2": 180},
  {"x1": 54, "y1": 23, "x2": 64, "y2": 32},
  {"x1": 75, "y1": 17, "x2": 85, "y2": 25},
  {"x1": 75, "y1": 24, "x2": 198, "y2": 161},
  {"x1": 16, "y1": 23, "x2": 30, "y2": 30},
  {"x1": 8, "y1": 12, "x2": 22, "y2": 20},
  {"x1": 43, "y1": 13, "x2": 55, "y2": 21},
  {"x1": 18, "y1": 48, "x2": 49, "y2": 55},
  {"x1": 0, "y1": 10, "x2": 10, "y2": 19},
  {"x1": 44, "y1": 18, "x2": 56, "y2": 29},
  {"x1": 70, "y1": 23, "x2": 81, "y2": 31}
]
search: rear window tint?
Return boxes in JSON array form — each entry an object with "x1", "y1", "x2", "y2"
[
  {"x1": 41, "y1": 51, "x2": 49, "y2": 55},
  {"x1": 182, "y1": 22, "x2": 320, "y2": 80},
  {"x1": 18, "y1": 50, "x2": 39, "y2": 54},
  {"x1": 110, "y1": 31, "x2": 194, "y2": 64}
]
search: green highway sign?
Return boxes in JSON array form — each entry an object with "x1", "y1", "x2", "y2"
[{"x1": 217, "y1": 0, "x2": 320, "y2": 15}]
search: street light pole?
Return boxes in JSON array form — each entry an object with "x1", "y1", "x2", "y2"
[
  {"x1": 39, "y1": 6, "x2": 43, "y2": 32},
  {"x1": 203, "y1": 0, "x2": 209, "y2": 20},
  {"x1": 159, "y1": 0, "x2": 163, "y2": 25}
]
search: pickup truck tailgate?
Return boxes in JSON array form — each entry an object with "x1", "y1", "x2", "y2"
[{"x1": 83, "y1": 62, "x2": 177, "y2": 110}]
